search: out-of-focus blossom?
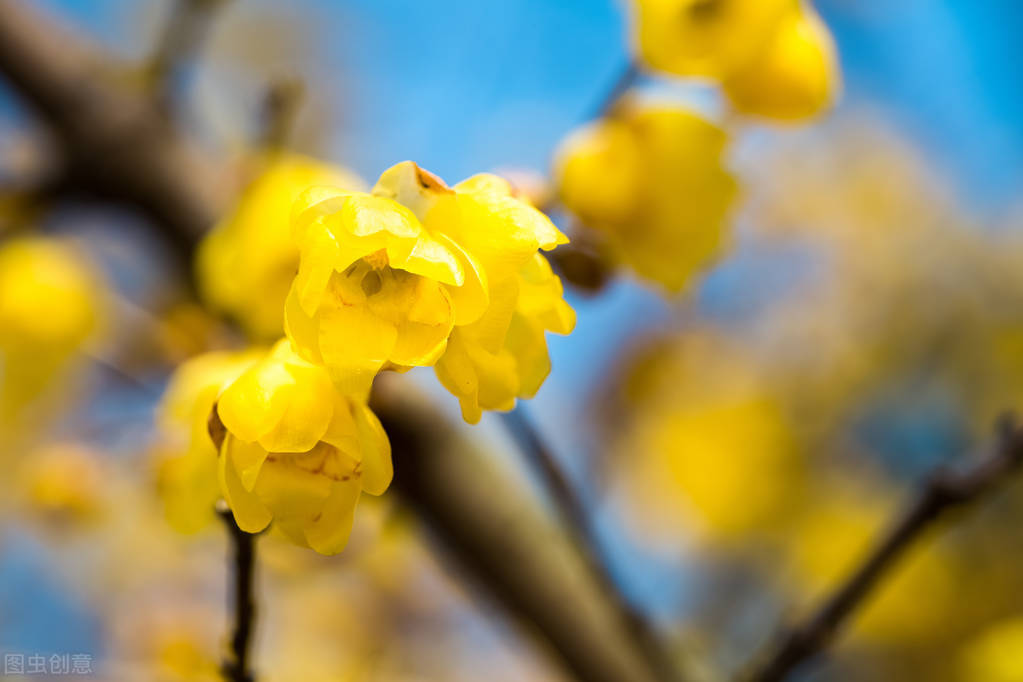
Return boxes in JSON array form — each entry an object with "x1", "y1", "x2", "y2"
[
  {"x1": 610, "y1": 332, "x2": 798, "y2": 539},
  {"x1": 555, "y1": 103, "x2": 738, "y2": 292},
  {"x1": 632, "y1": 0, "x2": 839, "y2": 121},
  {"x1": 632, "y1": 0, "x2": 795, "y2": 81},
  {"x1": 154, "y1": 349, "x2": 262, "y2": 533},
  {"x1": 286, "y1": 161, "x2": 573, "y2": 417},
  {"x1": 722, "y1": 4, "x2": 839, "y2": 121},
  {"x1": 0, "y1": 237, "x2": 105, "y2": 430},
  {"x1": 958, "y1": 618, "x2": 1023, "y2": 682},
  {"x1": 17, "y1": 443, "x2": 107, "y2": 526},
  {"x1": 215, "y1": 339, "x2": 391, "y2": 554},
  {"x1": 197, "y1": 154, "x2": 365, "y2": 340}
]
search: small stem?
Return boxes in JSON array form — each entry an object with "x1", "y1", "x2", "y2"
[
  {"x1": 218, "y1": 505, "x2": 257, "y2": 682},
  {"x1": 501, "y1": 408, "x2": 683, "y2": 682},
  {"x1": 590, "y1": 60, "x2": 641, "y2": 119},
  {"x1": 743, "y1": 415, "x2": 1023, "y2": 682}
]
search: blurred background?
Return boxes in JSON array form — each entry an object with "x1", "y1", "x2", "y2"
[{"x1": 2, "y1": 0, "x2": 1023, "y2": 680}]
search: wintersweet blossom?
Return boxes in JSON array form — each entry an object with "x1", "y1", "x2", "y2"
[
  {"x1": 633, "y1": 0, "x2": 795, "y2": 80},
  {"x1": 632, "y1": 0, "x2": 839, "y2": 121},
  {"x1": 285, "y1": 161, "x2": 573, "y2": 414},
  {"x1": 722, "y1": 3, "x2": 839, "y2": 121},
  {"x1": 197, "y1": 154, "x2": 365, "y2": 339},
  {"x1": 213, "y1": 339, "x2": 392, "y2": 555},
  {"x1": 555, "y1": 103, "x2": 738, "y2": 292}
]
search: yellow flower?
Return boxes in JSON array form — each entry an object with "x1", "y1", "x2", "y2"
[
  {"x1": 285, "y1": 161, "x2": 569, "y2": 400},
  {"x1": 959, "y1": 618, "x2": 1023, "y2": 682},
  {"x1": 555, "y1": 104, "x2": 738, "y2": 292},
  {"x1": 612, "y1": 332, "x2": 798, "y2": 539},
  {"x1": 197, "y1": 154, "x2": 365, "y2": 340},
  {"x1": 722, "y1": 4, "x2": 840, "y2": 121},
  {"x1": 633, "y1": 0, "x2": 796, "y2": 80},
  {"x1": 19, "y1": 443, "x2": 107, "y2": 525},
  {"x1": 436, "y1": 249, "x2": 575, "y2": 423},
  {"x1": 214, "y1": 339, "x2": 392, "y2": 555},
  {"x1": 155, "y1": 349, "x2": 262, "y2": 533},
  {"x1": 0, "y1": 237, "x2": 104, "y2": 428}
]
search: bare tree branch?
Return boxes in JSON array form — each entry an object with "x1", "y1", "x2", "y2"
[
  {"x1": 0, "y1": 0, "x2": 229, "y2": 264},
  {"x1": 374, "y1": 376, "x2": 672, "y2": 682},
  {"x1": 743, "y1": 416, "x2": 1023, "y2": 682},
  {"x1": 146, "y1": 0, "x2": 231, "y2": 108},
  {"x1": 218, "y1": 504, "x2": 258, "y2": 682},
  {"x1": 503, "y1": 408, "x2": 684, "y2": 682}
]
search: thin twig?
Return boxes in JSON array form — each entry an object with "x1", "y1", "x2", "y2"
[
  {"x1": 218, "y1": 503, "x2": 258, "y2": 682},
  {"x1": 259, "y1": 77, "x2": 304, "y2": 151},
  {"x1": 501, "y1": 408, "x2": 683, "y2": 682},
  {"x1": 590, "y1": 60, "x2": 641, "y2": 119},
  {"x1": 147, "y1": 0, "x2": 231, "y2": 109},
  {"x1": 744, "y1": 415, "x2": 1023, "y2": 682}
]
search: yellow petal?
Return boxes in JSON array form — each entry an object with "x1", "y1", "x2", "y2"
[
  {"x1": 353, "y1": 402, "x2": 392, "y2": 495},
  {"x1": 225, "y1": 437, "x2": 270, "y2": 491},
  {"x1": 293, "y1": 222, "x2": 341, "y2": 316},
  {"x1": 505, "y1": 314, "x2": 551, "y2": 399},
  {"x1": 219, "y1": 438, "x2": 272, "y2": 533},
  {"x1": 303, "y1": 479, "x2": 362, "y2": 555},
  {"x1": 256, "y1": 360, "x2": 336, "y2": 453},
  {"x1": 216, "y1": 359, "x2": 296, "y2": 443},
  {"x1": 316, "y1": 300, "x2": 398, "y2": 397},
  {"x1": 436, "y1": 232, "x2": 489, "y2": 326}
]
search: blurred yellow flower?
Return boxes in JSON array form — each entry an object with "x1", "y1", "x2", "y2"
[
  {"x1": 555, "y1": 104, "x2": 738, "y2": 292},
  {"x1": 155, "y1": 349, "x2": 262, "y2": 533},
  {"x1": 286, "y1": 161, "x2": 571, "y2": 407},
  {"x1": 197, "y1": 154, "x2": 365, "y2": 340},
  {"x1": 18, "y1": 443, "x2": 107, "y2": 525},
  {"x1": 722, "y1": 4, "x2": 840, "y2": 121},
  {"x1": 633, "y1": 0, "x2": 795, "y2": 81},
  {"x1": 613, "y1": 332, "x2": 798, "y2": 539},
  {"x1": 959, "y1": 618, "x2": 1023, "y2": 682},
  {"x1": 0, "y1": 237, "x2": 104, "y2": 428},
  {"x1": 215, "y1": 339, "x2": 392, "y2": 555}
]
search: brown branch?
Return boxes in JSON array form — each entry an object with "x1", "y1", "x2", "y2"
[
  {"x1": 502, "y1": 408, "x2": 683, "y2": 682},
  {"x1": 218, "y1": 504, "x2": 258, "y2": 682},
  {"x1": 743, "y1": 415, "x2": 1023, "y2": 682},
  {"x1": 374, "y1": 376, "x2": 673, "y2": 682},
  {"x1": 146, "y1": 0, "x2": 231, "y2": 108},
  {"x1": 0, "y1": 0, "x2": 229, "y2": 266}
]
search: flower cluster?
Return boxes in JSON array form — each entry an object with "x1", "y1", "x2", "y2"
[
  {"x1": 162, "y1": 159, "x2": 574, "y2": 553},
  {"x1": 633, "y1": 0, "x2": 839, "y2": 121}
]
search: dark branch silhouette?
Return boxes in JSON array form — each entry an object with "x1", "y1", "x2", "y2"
[
  {"x1": 218, "y1": 504, "x2": 258, "y2": 682},
  {"x1": 502, "y1": 408, "x2": 684, "y2": 682},
  {"x1": 744, "y1": 416, "x2": 1023, "y2": 682}
]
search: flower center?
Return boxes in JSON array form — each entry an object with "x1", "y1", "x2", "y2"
[{"x1": 363, "y1": 248, "x2": 389, "y2": 270}]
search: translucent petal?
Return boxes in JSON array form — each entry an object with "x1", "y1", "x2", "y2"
[
  {"x1": 219, "y1": 438, "x2": 272, "y2": 533},
  {"x1": 217, "y1": 359, "x2": 295, "y2": 443},
  {"x1": 316, "y1": 300, "x2": 398, "y2": 397},
  {"x1": 303, "y1": 479, "x2": 361, "y2": 555},
  {"x1": 352, "y1": 403, "x2": 392, "y2": 495}
]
